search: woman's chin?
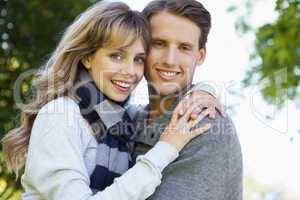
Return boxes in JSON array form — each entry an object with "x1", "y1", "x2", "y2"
[{"x1": 106, "y1": 93, "x2": 129, "y2": 103}]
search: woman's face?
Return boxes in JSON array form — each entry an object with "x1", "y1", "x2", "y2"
[{"x1": 82, "y1": 39, "x2": 145, "y2": 102}]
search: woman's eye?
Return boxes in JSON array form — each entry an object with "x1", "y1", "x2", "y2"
[
  {"x1": 135, "y1": 57, "x2": 145, "y2": 65},
  {"x1": 110, "y1": 53, "x2": 123, "y2": 60}
]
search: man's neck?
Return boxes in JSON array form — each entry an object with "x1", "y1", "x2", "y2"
[
  {"x1": 148, "y1": 95, "x2": 176, "y2": 119},
  {"x1": 146, "y1": 84, "x2": 192, "y2": 122}
]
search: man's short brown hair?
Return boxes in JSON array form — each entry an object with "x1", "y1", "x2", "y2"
[{"x1": 143, "y1": 0, "x2": 211, "y2": 49}]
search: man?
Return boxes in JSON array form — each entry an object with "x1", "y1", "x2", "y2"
[{"x1": 133, "y1": 0, "x2": 243, "y2": 199}]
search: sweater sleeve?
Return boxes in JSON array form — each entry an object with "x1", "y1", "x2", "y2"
[
  {"x1": 22, "y1": 104, "x2": 178, "y2": 200},
  {"x1": 187, "y1": 82, "x2": 217, "y2": 98}
]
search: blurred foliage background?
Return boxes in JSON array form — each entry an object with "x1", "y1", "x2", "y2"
[
  {"x1": 0, "y1": 0, "x2": 299, "y2": 199},
  {"x1": 229, "y1": 0, "x2": 300, "y2": 108}
]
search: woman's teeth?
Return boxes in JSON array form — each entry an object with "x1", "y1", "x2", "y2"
[{"x1": 112, "y1": 80, "x2": 130, "y2": 88}]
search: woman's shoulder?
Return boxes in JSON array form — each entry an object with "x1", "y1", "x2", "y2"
[
  {"x1": 32, "y1": 97, "x2": 82, "y2": 134},
  {"x1": 31, "y1": 96, "x2": 96, "y2": 149},
  {"x1": 31, "y1": 97, "x2": 87, "y2": 139},
  {"x1": 38, "y1": 96, "x2": 80, "y2": 116}
]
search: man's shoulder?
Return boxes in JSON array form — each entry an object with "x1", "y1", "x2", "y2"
[
  {"x1": 180, "y1": 113, "x2": 240, "y2": 156},
  {"x1": 195, "y1": 113, "x2": 237, "y2": 138},
  {"x1": 149, "y1": 114, "x2": 243, "y2": 200}
]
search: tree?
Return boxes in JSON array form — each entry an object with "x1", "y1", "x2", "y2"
[{"x1": 229, "y1": 0, "x2": 300, "y2": 108}]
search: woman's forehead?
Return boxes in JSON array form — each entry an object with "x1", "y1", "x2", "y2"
[{"x1": 104, "y1": 31, "x2": 147, "y2": 50}]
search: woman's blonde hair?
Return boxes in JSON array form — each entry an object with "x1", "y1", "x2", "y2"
[{"x1": 2, "y1": 1, "x2": 151, "y2": 176}]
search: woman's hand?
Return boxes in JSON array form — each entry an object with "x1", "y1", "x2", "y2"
[
  {"x1": 178, "y1": 90, "x2": 226, "y2": 120},
  {"x1": 159, "y1": 104, "x2": 211, "y2": 151}
]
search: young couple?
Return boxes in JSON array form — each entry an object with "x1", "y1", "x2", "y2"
[{"x1": 2, "y1": 0, "x2": 243, "y2": 199}]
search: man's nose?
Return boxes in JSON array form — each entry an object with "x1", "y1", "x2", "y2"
[{"x1": 163, "y1": 47, "x2": 178, "y2": 67}]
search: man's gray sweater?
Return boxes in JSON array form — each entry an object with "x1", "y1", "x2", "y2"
[{"x1": 132, "y1": 100, "x2": 243, "y2": 200}]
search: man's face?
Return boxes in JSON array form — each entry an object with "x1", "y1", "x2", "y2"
[{"x1": 145, "y1": 12, "x2": 206, "y2": 96}]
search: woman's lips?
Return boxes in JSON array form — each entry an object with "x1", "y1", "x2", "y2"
[{"x1": 111, "y1": 80, "x2": 131, "y2": 93}]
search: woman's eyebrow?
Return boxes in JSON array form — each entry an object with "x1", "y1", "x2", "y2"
[
  {"x1": 116, "y1": 47, "x2": 146, "y2": 55},
  {"x1": 136, "y1": 52, "x2": 146, "y2": 56}
]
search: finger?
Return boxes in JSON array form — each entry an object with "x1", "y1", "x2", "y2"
[
  {"x1": 183, "y1": 97, "x2": 212, "y2": 120},
  {"x1": 179, "y1": 103, "x2": 200, "y2": 122},
  {"x1": 201, "y1": 106, "x2": 215, "y2": 119},
  {"x1": 217, "y1": 104, "x2": 227, "y2": 117},
  {"x1": 178, "y1": 93, "x2": 204, "y2": 116},
  {"x1": 172, "y1": 98, "x2": 188, "y2": 122},
  {"x1": 190, "y1": 94, "x2": 215, "y2": 110},
  {"x1": 169, "y1": 110, "x2": 179, "y2": 124},
  {"x1": 179, "y1": 101, "x2": 188, "y2": 116},
  {"x1": 207, "y1": 107, "x2": 216, "y2": 119},
  {"x1": 188, "y1": 109, "x2": 210, "y2": 128},
  {"x1": 190, "y1": 105, "x2": 204, "y2": 120},
  {"x1": 170, "y1": 106, "x2": 182, "y2": 124},
  {"x1": 174, "y1": 97, "x2": 188, "y2": 116},
  {"x1": 179, "y1": 95, "x2": 193, "y2": 115},
  {"x1": 171, "y1": 100, "x2": 195, "y2": 123},
  {"x1": 189, "y1": 123, "x2": 211, "y2": 138},
  {"x1": 188, "y1": 96, "x2": 214, "y2": 111}
]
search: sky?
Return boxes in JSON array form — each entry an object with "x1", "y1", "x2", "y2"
[{"x1": 116, "y1": 0, "x2": 300, "y2": 195}]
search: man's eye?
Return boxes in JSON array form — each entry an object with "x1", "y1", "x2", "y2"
[
  {"x1": 180, "y1": 45, "x2": 191, "y2": 51},
  {"x1": 110, "y1": 53, "x2": 123, "y2": 60},
  {"x1": 152, "y1": 40, "x2": 164, "y2": 48}
]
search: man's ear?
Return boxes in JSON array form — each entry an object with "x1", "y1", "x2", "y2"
[
  {"x1": 196, "y1": 48, "x2": 206, "y2": 66},
  {"x1": 81, "y1": 56, "x2": 92, "y2": 70}
]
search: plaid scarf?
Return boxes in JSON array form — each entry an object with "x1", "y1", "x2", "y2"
[{"x1": 73, "y1": 67, "x2": 136, "y2": 192}]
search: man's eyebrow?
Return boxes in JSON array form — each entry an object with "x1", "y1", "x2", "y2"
[
  {"x1": 181, "y1": 42, "x2": 194, "y2": 48},
  {"x1": 151, "y1": 37, "x2": 165, "y2": 41},
  {"x1": 151, "y1": 38, "x2": 195, "y2": 47}
]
